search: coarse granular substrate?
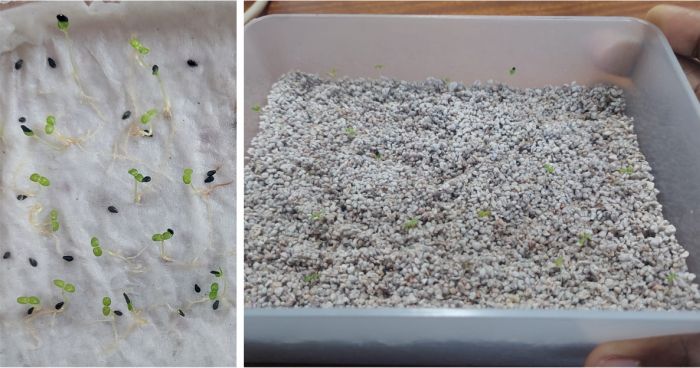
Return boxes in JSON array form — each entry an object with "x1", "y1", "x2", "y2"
[{"x1": 244, "y1": 71, "x2": 700, "y2": 310}]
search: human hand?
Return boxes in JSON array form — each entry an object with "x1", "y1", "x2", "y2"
[
  {"x1": 647, "y1": 4, "x2": 700, "y2": 99},
  {"x1": 584, "y1": 333, "x2": 700, "y2": 366}
]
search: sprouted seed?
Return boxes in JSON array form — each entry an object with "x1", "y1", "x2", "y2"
[
  {"x1": 49, "y1": 209, "x2": 59, "y2": 232},
  {"x1": 14, "y1": 59, "x2": 23, "y2": 70},
  {"x1": 128, "y1": 168, "x2": 150, "y2": 203},
  {"x1": 140, "y1": 109, "x2": 157, "y2": 124},
  {"x1": 129, "y1": 37, "x2": 150, "y2": 55},
  {"x1": 29, "y1": 258, "x2": 37, "y2": 267},
  {"x1": 178, "y1": 309, "x2": 186, "y2": 317},
  {"x1": 152, "y1": 229, "x2": 174, "y2": 260},
  {"x1": 123, "y1": 293, "x2": 133, "y2": 311},
  {"x1": 183, "y1": 168, "x2": 193, "y2": 184},
  {"x1": 208, "y1": 282, "x2": 219, "y2": 300},
  {"x1": 62, "y1": 255, "x2": 73, "y2": 262},
  {"x1": 53, "y1": 279, "x2": 75, "y2": 293},
  {"x1": 210, "y1": 268, "x2": 222, "y2": 277},
  {"x1": 56, "y1": 14, "x2": 69, "y2": 31},
  {"x1": 152, "y1": 64, "x2": 159, "y2": 76},
  {"x1": 21, "y1": 125, "x2": 34, "y2": 136},
  {"x1": 544, "y1": 163, "x2": 555, "y2": 174},
  {"x1": 17, "y1": 296, "x2": 40, "y2": 305},
  {"x1": 48, "y1": 57, "x2": 57, "y2": 68},
  {"x1": 477, "y1": 209, "x2": 492, "y2": 218},
  {"x1": 509, "y1": 67, "x2": 517, "y2": 75},
  {"x1": 91, "y1": 236, "x2": 103, "y2": 257},
  {"x1": 102, "y1": 296, "x2": 111, "y2": 316},
  {"x1": 29, "y1": 173, "x2": 50, "y2": 187},
  {"x1": 578, "y1": 232, "x2": 592, "y2": 247},
  {"x1": 44, "y1": 115, "x2": 56, "y2": 135}
]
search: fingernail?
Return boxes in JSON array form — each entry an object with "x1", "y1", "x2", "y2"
[{"x1": 597, "y1": 358, "x2": 640, "y2": 367}]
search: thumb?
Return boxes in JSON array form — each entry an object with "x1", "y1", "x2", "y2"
[{"x1": 584, "y1": 333, "x2": 700, "y2": 367}]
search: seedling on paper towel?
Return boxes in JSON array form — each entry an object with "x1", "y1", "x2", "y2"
[
  {"x1": 52, "y1": 278, "x2": 75, "y2": 309},
  {"x1": 90, "y1": 236, "x2": 103, "y2": 257},
  {"x1": 151, "y1": 65, "x2": 172, "y2": 119},
  {"x1": 182, "y1": 168, "x2": 233, "y2": 198},
  {"x1": 139, "y1": 109, "x2": 158, "y2": 137},
  {"x1": 29, "y1": 173, "x2": 50, "y2": 188},
  {"x1": 152, "y1": 228, "x2": 175, "y2": 261},
  {"x1": 56, "y1": 15, "x2": 106, "y2": 122},
  {"x1": 128, "y1": 168, "x2": 151, "y2": 203},
  {"x1": 17, "y1": 296, "x2": 41, "y2": 315},
  {"x1": 49, "y1": 209, "x2": 59, "y2": 232}
]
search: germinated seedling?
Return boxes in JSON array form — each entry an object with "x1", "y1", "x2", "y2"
[
  {"x1": 403, "y1": 217, "x2": 419, "y2": 230},
  {"x1": 344, "y1": 127, "x2": 357, "y2": 139},
  {"x1": 128, "y1": 168, "x2": 151, "y2": 203},
  {"x1": 56, "y1": 15, "x2": 107, "y2": 122},
  {"x1": 139, "y1": 109, "x2": 158, "y2": 137},
  {"x1": 578, "y1": 232, "x2": 592, "y2": 247},
  {"x1": 477, "y1": 209, "x2": 492, "y2": 218},
  {"x1": 20, "y1": 116, "x2": 84, "y2": 149},
  {"x1": 182, "y1": 167, "x2": 234, "y2": 198},
  {"x1": 251, "y1": 104, "x2": 261, "y2": 112},
  {"x1": 509, "y1": 67, "x2": 517, "y2": 75},
  {"x1": 150, "y1": 65, "x2": 173, "y2": 119},
  {"x1": 303, "y1": 272, "x2": 320, "y2": 284},
  {"x1": 310, "y1": 210, "x2": 324, "y2": 221},
  {"x1": 152, "y1": 228, "x2": 175, "y2": 261},
  {"x1": 544, "y1": 163, "x2": 555, "y2": 174},
  {"x1": 29, "y1": 173, "x2": 50, "y2": 188},
  {"x1": 17, "y1": 296, "x2": 41, "y2": 315},
  {"x1": 184, "y1": 267, "x2": 228, "y2": 312},
  {"x1": 327, "y1": 68, "x2": 337, "y2": 78},
  {"x1": 666, "y1": 272, "x2": 678, "y2": 285},
  {"x1": 619, "y1": 165, "x2": 634, "y2": 175},
  {"x1": 91, "y1": 236, "x2": 103, "y2": 257},
  {"x1": 553, "y1": 256, "x2": 564, "y2": 268},
  {"x1": 52, "y1": 278, "x2": 75, "y2": 310}
]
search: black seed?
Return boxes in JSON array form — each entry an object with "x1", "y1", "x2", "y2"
[
  {"x1": 14, "y1": 59, "x2": 23, "y2": 70},
  {"x1": 113, "y1": 310, "x2": 123, "y2": 316},
  {"x1": 210, "y1": 270, "x2": 221, "y2": 276},
  {"x1": 152, "y1": 64, "x2": 159, "y2": 75},
  {"x1": 187, "y1": 59, "x2": 198, "y2": 67},
  {"x1": 204, "y1": 175, "x2": 215, "y2": 183},
  {"x1": 212, "y1": 300, "x2": 219, "y2": 310},
  {"x1": 62, "y1": 255, "x2": 73, "y2": 262},
  {"x1": 122, "y1": 110, "x2": 131, "y2": 120},
  {"x1": 55, "y1": 301, "x2": 64, "y2": 310},
  {"x1": 17, "y1": 195, "x2": 27, "y2": 200},
  {"x1": 167, "y1": 228, "x2": 174, "y2": 235},
  {"x1": 27, "y1": 307, "x2": 34, "y2": 315},
  {"x1": 142, "y1": 129, "x2": 154, "y2": 137},
  {"x1": 48, "y1": 57, "x2": 56, "y2": 68},
  {"x1": 21, "y1": 125, "x2": 32, "y2": 134},
  {"x1": 178, "y1": 309, "x2": 185, "y2": 317},
  {"x1": 57, "y1": 14, "x2": 68, "y2": 23},
  {"x1": 108, "y1": 206, "x2": 118, "y2": 214},
  {"x1": 123, "y1": 293, "x2": 131, "y2": 305},
  {"x1": 141, "y1": 176, "x2": 151, "y2": 183},
  {"x1": 18, "y1": 116, "x2": 26, "y2": 123},
  {"x1": 29, "y1": 258, "x2": 37, "y2": 267},
  {"x1": 206, "y1": 170, "x2": 217, "y2": 176},
  {"x1": 2, "y1": 251, "x2": 10, "y2": 259},
  {"x1": 194, "y1": 284, "x2": 201, "y2": 293}
]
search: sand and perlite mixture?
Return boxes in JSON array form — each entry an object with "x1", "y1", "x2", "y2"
[{"x1": 245, "y1": 71, "x2": 700, "y2": 310}]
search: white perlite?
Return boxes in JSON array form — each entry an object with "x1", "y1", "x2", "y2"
[{"x1": 245, "y1": 71, "x2": 700, "y2": 310}]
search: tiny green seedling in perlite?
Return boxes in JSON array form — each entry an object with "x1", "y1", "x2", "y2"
[
  {"x1": 666, "y1": 272, "x2": 679, "y2": 285},
  {"x1": 578, "y1": 232, "x2": 592, "y2": 247},
  {"x1": 618, "y1": 165, "x2": 634, "y2": 175},
  {"x1": 403, "y1": 217, "x2": 419, "y2": 231},
  {"x1": 344, "y1": 127, "x2": 357, "y2": 139},
  {"x1": 477, "y1": 209, "x2": 492, "y2": 218},
  {"x1": 544, "y1": 163, "x2": 555, "y2": 174},
  {"x1": 152, "y1": 228, "x2": 175, "y2": 261},
  {"x1": 553, "y1": 256, "x2": 565, "y2": 268},
  {"x1": 310, "y1": 210, "x2": 324, "y2": 221},
  {"x1": 128, "y1": 168, "x2": 151, "y2": 203},
  {"x1": 303, "y1": 272, "x2": 320, "y2": 285}
]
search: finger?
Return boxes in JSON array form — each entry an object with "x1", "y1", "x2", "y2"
[
  {"x1": 584, "y1": 333, "x2": 700, "y2": 367},
  {"x1": 646, "y1": 5, "x2": 700, "y2": 58},
  {"x1": 678, "y1": 56, "x2": 700, "y2": 100}
]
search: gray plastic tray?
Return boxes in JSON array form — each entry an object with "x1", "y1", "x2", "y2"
[{"x1": 244, "y1": 14, "x2": 700, "y2": 366}]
